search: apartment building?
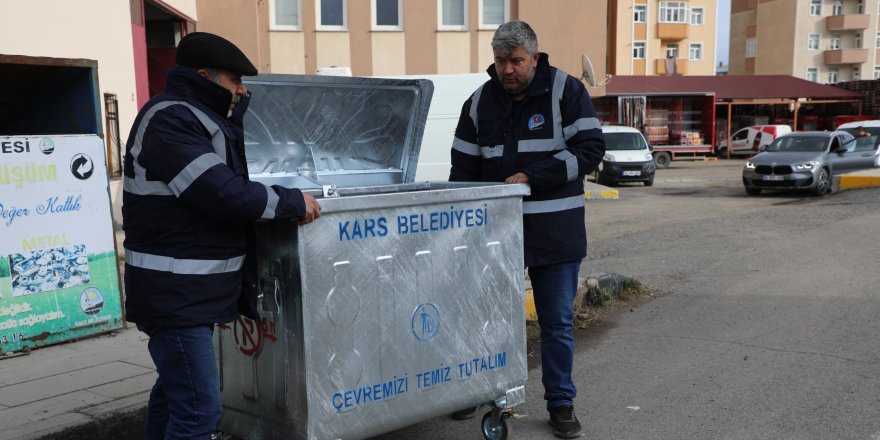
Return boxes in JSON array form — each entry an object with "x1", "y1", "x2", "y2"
[
  {"x1": 608, "y1": 0, "x2": 718, "y2": 75},
  {"x1": 194, "y1": 0, "x2": 607, "y2": 91},
  {"x1": 729, "y1": 0, "x2": 880, "y2": 83}
]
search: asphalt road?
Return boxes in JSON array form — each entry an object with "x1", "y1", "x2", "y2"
[{"x1": 372, "y1": 159, "x2": 880, "y2": 440}]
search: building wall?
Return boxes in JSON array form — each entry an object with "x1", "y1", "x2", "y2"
[
  {"x1": 754, "y1": 0, "x2": 796, "y2": 74},
  {"x1": 728, "y1": 0, "x2": 754, "y2": 74},
  {"x1": 731, "y1": 0, "x2": 880, "y2": 82},
  {"x1": 610, "y1": 0, "x2": 716, "y2": 76},
  {"x1": 193, "y1": 0, "x2": 607, "y2": 94},
  {"x1": 0, "y1": 0, "x2": 197, "y2": 143}
]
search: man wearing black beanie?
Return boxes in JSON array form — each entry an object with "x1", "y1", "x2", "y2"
[{"x1": 122, "y1": 32, "x2": 321, "y2": 439}]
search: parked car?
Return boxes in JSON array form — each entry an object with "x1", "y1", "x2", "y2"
[
  {"x1": 836, "y1": 119, "x2": 880, "y2": 167},
  {"x1": 742, "y1": 130, "x2": 877, "y2": 196},
  {"x1": 716, "y1": 124, "x2": 792, "y2": 158},
  {"x1": 597, "y1": 125, "x2": 655, "y2": 186}
]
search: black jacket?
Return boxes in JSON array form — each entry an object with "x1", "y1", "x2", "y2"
[
  {"x1": 122, "y1": 67, "x2": 306, "y2": 327},
  {"x1": 450, "y1": 54, "x2": 605, "y2": 266}
]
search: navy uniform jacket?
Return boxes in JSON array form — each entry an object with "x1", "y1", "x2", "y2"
[
  {"x1": 122, "y1": 67, "x2": 306, "y2": 327},
  {"x1": 450, "y1": 54, "x2": 605, "y2": 267}
]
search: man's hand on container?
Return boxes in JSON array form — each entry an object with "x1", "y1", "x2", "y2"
[
  {"x1": 505, "y1": 172, "x2": 529, "y2": 184},
  {"x1": 297, "y1": 192, "x2": 322, "y2": 225}
]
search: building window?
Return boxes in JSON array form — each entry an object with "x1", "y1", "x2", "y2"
[
  {"x1": 373, "y1": 0, "x2": 402, "y2": 30},
  {"x1": 832, "y1": 0, "x2": 842, "y2": 16},
  {"x1": 829, "y1": 68, "x2": 839, "y2": 83},
  {"x1": 690, "y1": 7, "x2": 703, "y2": 25},
  {"x1": 634, "y1": 5, "x2": 647, "y2": 23},
  {"x1": 480, "y1": 0, "x2": 508, "y2": 29},
  {"x1": 856, "y1": 33, "x2": 862, "y2": 48},
  {"x1": 810, "y1": 0, "x2": 822, "y2": 16},
  {"x1": 859, "y1": 0, "x2": 864, "y2": 14},
  {"x1": 667, "y1": 44, "x2": 679, "y2": 58},
  {"x1": 659, "y1": 2, "x2": 689, "y2": 23},
  {"x1": 689, "y1": 43, "x2": 702, "y2": 60},
  {"x1": 808, "y1": 33, "x2": 820, "y2": 50},
  {"x1": 830, "y1": 34, "x2": 841, "y2": 50},
  {"x1": 853, "y1": 68, "x2": 861, "y2": 80},
  {"x1": 874, "y1": 67, "x2": 880, "y2": 79},
  {"x1": 317, "y1": 0, "x2": 347, "y2": 29},
  {"x1": 807, "y1": 67, "x2": 819, "y2": 82},
  {"x1": 439, "y1": 0, "x2": 467, "y2": 30},
  {"x1": 633, "y1": 41, "x2": 646, "y2": 59},
  {"x1": 271, "y1": 0, "x2": 301, "y2": 30},
  {"x1": 746, "y1": 38, "x2": 757, "y2": 58}
]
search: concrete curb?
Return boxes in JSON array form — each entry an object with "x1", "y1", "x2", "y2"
[
  {"x1": 584, "y1": 181, "x2": 619, "y2": 200},
  {"x1": 837, "y1": 168, "x2": 880, "y2": 191}
]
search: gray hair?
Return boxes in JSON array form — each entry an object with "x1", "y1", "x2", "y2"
[
  {"x1": 491, "y1": 21, "x2": 538, "y2": 56},
  {"x1": 202, "y1": 68, "x2": 222, "y2": 82}
]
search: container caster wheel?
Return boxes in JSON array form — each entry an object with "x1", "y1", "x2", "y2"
[{"x1": 481, "y1": 409, "x2": 509, "y2": 440}]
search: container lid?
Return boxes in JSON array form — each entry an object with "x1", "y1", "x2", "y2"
[{"x1": 243, "y1": 74, "x2": 433, "y2": 190}]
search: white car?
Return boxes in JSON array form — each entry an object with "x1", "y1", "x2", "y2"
[{"x1": 597, "y1": 125, "x2": 655, "y2": 186}]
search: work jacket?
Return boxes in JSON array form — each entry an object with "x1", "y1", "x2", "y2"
[
  {"x1": 450, "y1": 54, "x2": 605, "y2": 267},
  {"x1": 122, "y1": 67, "x2": 306, "y2": 327}
]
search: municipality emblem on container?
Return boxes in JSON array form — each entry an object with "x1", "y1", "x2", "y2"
[{"x1": 412, "y1": 303, "x2": 440, "y2": 342}]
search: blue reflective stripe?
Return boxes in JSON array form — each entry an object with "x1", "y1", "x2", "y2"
[
  {"x1": 261, "y1": 184, "x2": 280, "y2": 220},
  {"x1": 168, "y1": 153, "x2": 224, "y2": 197},
  {"x1": 522, "y1": 194, "x2": 584, "y2": 214},
  {"x1": 481, "y1": 145, "x2": 504, "y2": 158},
  {"x1": 554, "y1": 150, "x2": 579, "y2": 182},
  {"x1": 125, "y1": 249, "x2": 244, "y2": 275},
  {"x1": 563, "y1": 117, "x2": 602, "y2": 140},
  {"x1": 453, "y1": 136, "x2": 481, "y2": 156}
]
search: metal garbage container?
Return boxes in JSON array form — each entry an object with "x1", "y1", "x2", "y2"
[{"x1": 215, "y1": 74, "x2": 529, "y2": 440}]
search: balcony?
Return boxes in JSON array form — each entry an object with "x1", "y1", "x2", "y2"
[
  {"x1": 656, "y1": 23, "x2": 688, "y2": 41},
  {"x1": 655, "y1": 58, "x2": 689, "y2": 75},
  {"x1": 825, "y1": 14, "x2": 870, "y2": 31},
  {"x1": 824, "y1": 48, "x2": 869, "y2": 64}
]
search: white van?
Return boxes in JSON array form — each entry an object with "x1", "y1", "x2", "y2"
[
  {"x1": 374, "y1": 73, "x2": 489, "y2": 181},
  {"x1": 716, "y1": 124, "x2": 792, "y2": 157},
  {"x1": 598, "y1": 125, "x2": 655, "y2": 186}
]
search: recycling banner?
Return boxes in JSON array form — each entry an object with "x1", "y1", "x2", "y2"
[{"x1": 0, "y1": 135, "x2": 122, "y2": 353}]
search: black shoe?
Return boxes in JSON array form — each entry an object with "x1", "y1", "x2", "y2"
[
  {"x1": 450, "y1": 405, "x2": 479, "y2": 420},
  {"x1": 548, "y1": 405, "x2": 582, "y2": 438}
]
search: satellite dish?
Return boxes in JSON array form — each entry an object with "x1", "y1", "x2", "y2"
[{"x1": 581, "y1": 54, "x2": 611, "y2": 87}]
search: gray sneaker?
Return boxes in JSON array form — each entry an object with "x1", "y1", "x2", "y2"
[{"x1": 548, "y1": 405, "x2": 582, "y2": 438}]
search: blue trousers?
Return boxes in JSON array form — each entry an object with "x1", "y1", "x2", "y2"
[
  {"x1": 529, "y1": 260, "x2": 581, "y2": 409},
  {"x1": 140, "y1": 324, "x2": 221, "y2": 440}
]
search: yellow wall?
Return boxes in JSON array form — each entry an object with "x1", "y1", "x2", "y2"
[
  {"x1": 437, "y1": 32, "x2": 472, "y2": 74},
  {"x1": 268, "y1": 32, "x2": 306, "y2": 74},
  {"x1": 315, "y1": 32, "x2": 352, "y2": 71},
  {"x1": 371, "y1": 33, "x2": 407, "y2": 76}
]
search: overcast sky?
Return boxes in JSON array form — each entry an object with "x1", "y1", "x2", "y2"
[{"x1": 716, "y1": 0, "x2": 730, "y2": 67}]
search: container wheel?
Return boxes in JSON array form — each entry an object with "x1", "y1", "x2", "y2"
[
  {"x1": 653, "y1": 152, "x2": 671, "y2": 169},
  {"x1": 481, "y1": 410, "x2": 509, "y2": 440}
]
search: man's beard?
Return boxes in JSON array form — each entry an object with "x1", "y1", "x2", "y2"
[{"x1": 501, "y1": 70, "x2": 535, "y2": 97}]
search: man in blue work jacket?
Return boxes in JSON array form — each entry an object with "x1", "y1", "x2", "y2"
[
  {"x1": 449, "y1": 21, "x2": 605, "y2": 439},
  {"x1": 122, "y1": 32, "x2": 321, "y2": 439}
]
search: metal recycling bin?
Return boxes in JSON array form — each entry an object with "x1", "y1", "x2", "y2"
[{"x1": 215, "y1": 74, "x2": 529, "y2": 440}]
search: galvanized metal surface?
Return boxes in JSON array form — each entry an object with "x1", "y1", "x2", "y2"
[
  {"x1": 216, "y1": 183, "x2": 528, "y2": 440},
  {"x1": 242, "y1": 74, "x2": 433, "y2": 191}
]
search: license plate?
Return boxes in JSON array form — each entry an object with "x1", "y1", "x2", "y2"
[
  {"x1": 762, "y1": 175, "x2": 784, "y2": 181},
  {"x1": 622, "y1": 170, "x2": 641, "y2": 177}
]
